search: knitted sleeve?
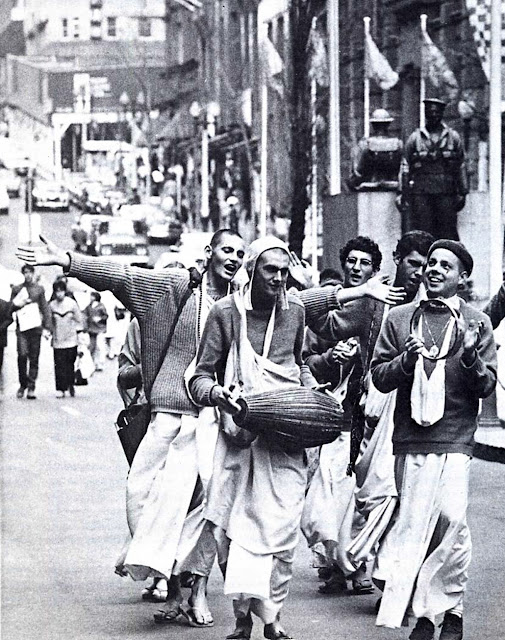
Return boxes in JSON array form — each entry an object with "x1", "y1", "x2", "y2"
[
  {"x1": 483, "y1": 281, "x2": 505, "y2": 330},
  {"x1": 189, "y1": 303, "x2": 231, "y2": 406},
  {"x1": 306, "y1": 297, "x2": 371, "y2": 343},
  {"x1": 371, "y1": 310, "x2": 413, "y2": 393},
  {"x1": 459, "y1": 311, "x2": 497, "y2": 399},
  {"x1": 67, "y1": 252, "x2": 188, "y2": 320}
]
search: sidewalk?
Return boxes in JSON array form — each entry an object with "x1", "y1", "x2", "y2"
[{"x1": 474, "y1": 424, "x2": 505, "y2": 463}]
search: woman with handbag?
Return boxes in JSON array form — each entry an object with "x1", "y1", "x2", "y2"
[{"x1": 49, "y1": 279, "x2": 83, "y2": 398}]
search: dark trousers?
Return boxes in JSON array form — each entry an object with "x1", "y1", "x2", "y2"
[
  {"x1": 53, "y1": 346, "x2": 78, "y2": 392},
  {"x1": 17, "y1": 329, "x2": 42, "y2": 390},
  {"x1": 405, "y1": 194, "x2": 460, "y2": 240}
]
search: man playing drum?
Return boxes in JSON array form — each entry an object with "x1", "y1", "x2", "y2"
[{"x1": 189, "y1": 236, "x2": 318, "y2": 640}]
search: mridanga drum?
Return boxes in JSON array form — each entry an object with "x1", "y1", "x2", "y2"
[{"x1": 233, "y1": 387, "x2": 346, "y2": 451}]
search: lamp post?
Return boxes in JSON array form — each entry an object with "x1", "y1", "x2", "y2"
[
  {"x1": 118, "y1": 91, "x2": 130, "y2": 189},
  {"x1": 189, "y1": 100, "x2": 220, "y2": 229}
]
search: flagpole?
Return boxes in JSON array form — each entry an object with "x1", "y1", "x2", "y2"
[
  {"x1": 259, "y1": 81, "x2": 268, "y2": 237},
  {"x1": 363, "y1": 17, "x2": 371, "y2": 138},
  {"x1": 489, "y1": 0, "x2": 502, "y2": 294},
  {"x1": 310, "y1": 19, "x2": 318, "y2": 273},
  {"x1": 328, "y1": 0, "x2": 341, "y2": 195},
  {"x1": 419, "y1": 14, "x2": 427, "y2": 128}
]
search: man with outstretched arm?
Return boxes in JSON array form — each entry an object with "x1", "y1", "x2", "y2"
[
  {"x1": 16, "y1": 233, "x2": 403, "y2": 629},
  {"x1": 17, "y1": 231, "x2": 246, "y2": 627}
]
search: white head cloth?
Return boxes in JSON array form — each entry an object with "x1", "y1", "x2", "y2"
[{"x1": 242, "y1": 236, "x2": 290, "y2": 311}]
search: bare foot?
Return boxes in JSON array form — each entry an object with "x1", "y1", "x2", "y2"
[
  {"x1": 188, "y1": 575, "x2": 213, "y2": 626},
  {"x1": 158, "y1": 575, "x2": 183, "y2": 615}
]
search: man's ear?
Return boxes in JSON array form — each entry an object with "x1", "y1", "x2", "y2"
[
  {"x1": 393, "y1": 252, "x2": 401, "y2": 267},
  {"x1": 204, "y1": 245, "x2": 213, "y2": 263},
  {"x1": 458, "y1": 270, "x2": 469, "y2": 288}
]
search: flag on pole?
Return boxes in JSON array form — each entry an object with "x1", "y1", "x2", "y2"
[
  {"x1": 172, "y1": 0, "x2": 203, "y2": 12},
  {"x1": 465, "y1": 0, "x2": 505, "y2": 85},
  {"x1": 260, "y1": 34, "x2": 285, "y2": 95},
  {"x1": 309, "y1": 23, "x2": 330, "y2": 87},
  {"x1": 364, "y1": 32, "x2": 399, "y2": 90},
  {"x1": 421, "y1": 23, "x2": 459, "y2": 101}
]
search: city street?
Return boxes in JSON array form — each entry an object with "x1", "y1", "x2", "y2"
[{"x1": 1, "y1": 197, "x2": 505, "y2": 640}]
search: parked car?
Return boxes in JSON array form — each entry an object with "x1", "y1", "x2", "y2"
[
  {"x1": 94, "y1": 218, "x2": 149, "y2": 267},
  {"x1": 0, "y1": 167, "x2": 22, "y2": 197},
  {"x1": 0, "y1": 144, "x2": 34, "y2": 176},
  {"x1": 32, "y1": 179, "x2": 70, "y2": 211},
  {"x1": 0, "y1": 182, "x2": 9, "y2": 215}
]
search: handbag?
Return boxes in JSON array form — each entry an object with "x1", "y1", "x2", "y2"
[
  {"x1": 115, "y1": 282, "x2": 194, "y2": 465},
  {"x1": 116, "y1": 392, "x2": 152, "y2": 466},
  {"x1": 74, "y1": 343, "x2": 95, "y2": 384}
]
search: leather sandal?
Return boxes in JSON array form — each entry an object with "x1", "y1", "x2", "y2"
[
  {"x1": 153, "y1": 605, "x2": 185, "y2": 624},
  {"x1": 351, "y1": 564, "x2": 374, "y2": 595},
  {"x1": 264, "y1": 623, "x2": 295, "y2": 639}
]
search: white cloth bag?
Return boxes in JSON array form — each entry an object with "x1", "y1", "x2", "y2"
[{"x1": 410, "y1": 316, "x2": 455, "y2": 427}]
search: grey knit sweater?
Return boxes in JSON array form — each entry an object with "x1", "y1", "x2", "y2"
[{"x1": 67, "y1": 253, "x2": 339, "y2": 415}]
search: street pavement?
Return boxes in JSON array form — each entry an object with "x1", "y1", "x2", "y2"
[{"x1": 1, "y1": 195, "x2": 505, "y2": 640}]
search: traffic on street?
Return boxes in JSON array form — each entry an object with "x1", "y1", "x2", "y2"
[{"x1": 2, "y1": 2, "x2": 505, "y2": 640}]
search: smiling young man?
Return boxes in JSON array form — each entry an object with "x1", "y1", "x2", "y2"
[
  {"x1": 370, "y1": 240, "x2": 497, "y2": 640},
  {"x1": 301, "y1": 239, "x2": 381, "y2": 596},
  {"x1": 16, "y1": 229, "x2": 246, "y2": 627}
]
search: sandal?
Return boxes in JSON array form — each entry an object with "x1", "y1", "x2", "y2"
[
  {"x1": 318, "y1": 569, "x2": 347, "y2": 594},
  {"x1": 142, "y1": 579, "x2": 168, "y2": 602},
  {"x1": 351, "y1": 564, "x2": 374, "y2": 595},
  {"x1": 264, "y1": 623, "x2": 295, "y2": 639},
  {"x1": 186, "y1": 606, "x2": 214, "y2": 628},
  {"x1": 153, "y1": 605, "x2": 185, "y2": 624}
]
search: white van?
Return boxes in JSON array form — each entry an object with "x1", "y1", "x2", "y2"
[{"x1": 0, "y1": 181, "x2": 9, "y2": 215}]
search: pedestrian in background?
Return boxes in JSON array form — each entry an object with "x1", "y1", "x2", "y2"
[
  {"x1": 49, "y1": 279, "x2": 83, "y2": 398},
  {"x1": 10, "y1": 264, "x2": 50, "y2": 399},
  {"x1": 84, "y1": 291, "x2": 108, "y2": 371},
  {"x1": 0, "y1": 298, "x2": 14, "y2": 375}
]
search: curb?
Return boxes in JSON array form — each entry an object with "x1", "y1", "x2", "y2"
[{"x1": 473, "y1": 442, "x2": 505, "y2": 464}]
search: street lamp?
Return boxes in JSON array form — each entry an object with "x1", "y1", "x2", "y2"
[
  {"x1": 117, "y1": 91, "x2": 130, "y2": 189},
  {"x1": 190, "y1": 100, "x2": 221, "y2": 227}
]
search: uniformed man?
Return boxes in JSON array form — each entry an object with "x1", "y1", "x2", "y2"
[
  {"x1": 348, "y1": 109, "x2": 403, "y2": 192},
  {"x1": 397, "y1": 98, "x2": 468, "y2": 240}
]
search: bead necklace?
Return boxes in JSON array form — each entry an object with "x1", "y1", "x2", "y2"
[{"x1": 422, "y1": 314, "x2": 452, "y2": 359}]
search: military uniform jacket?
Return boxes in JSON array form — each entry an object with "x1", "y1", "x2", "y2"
[{"x1": 399, "y1": 124, "x2": 468, "y2": 195}]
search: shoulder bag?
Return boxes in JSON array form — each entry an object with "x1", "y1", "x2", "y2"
[{"x1": 116, "y1": 281, "x2": 194, "y2": 466}]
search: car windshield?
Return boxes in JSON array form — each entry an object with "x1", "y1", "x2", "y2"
[
  {"x1": 105, "y1": 219, "x2": 136, "y2": 236},
  {"x1": 37, "y1": 181, "x2": 65, "y2": 193}
]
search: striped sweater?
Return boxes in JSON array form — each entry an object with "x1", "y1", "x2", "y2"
[{"x1": 67, "y1": 252, "x2": 339, "y2": 415}]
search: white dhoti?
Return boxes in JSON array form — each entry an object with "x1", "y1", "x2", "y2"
[
  {"x1": 205, "y1": 287, "x2": 306, "y2": 624},
  {"x1": 116, "y1": 408, "x2": 219, "y2": 580},
  {"x1": 301, "y1": 432, "x2": 361, "y2": 576},
  {"x1": 347, "y1": 389, "x2": 398, "y2": 567},
  {"x1": 376, "y1": 452, "x2": 472, "y2": 628}
]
